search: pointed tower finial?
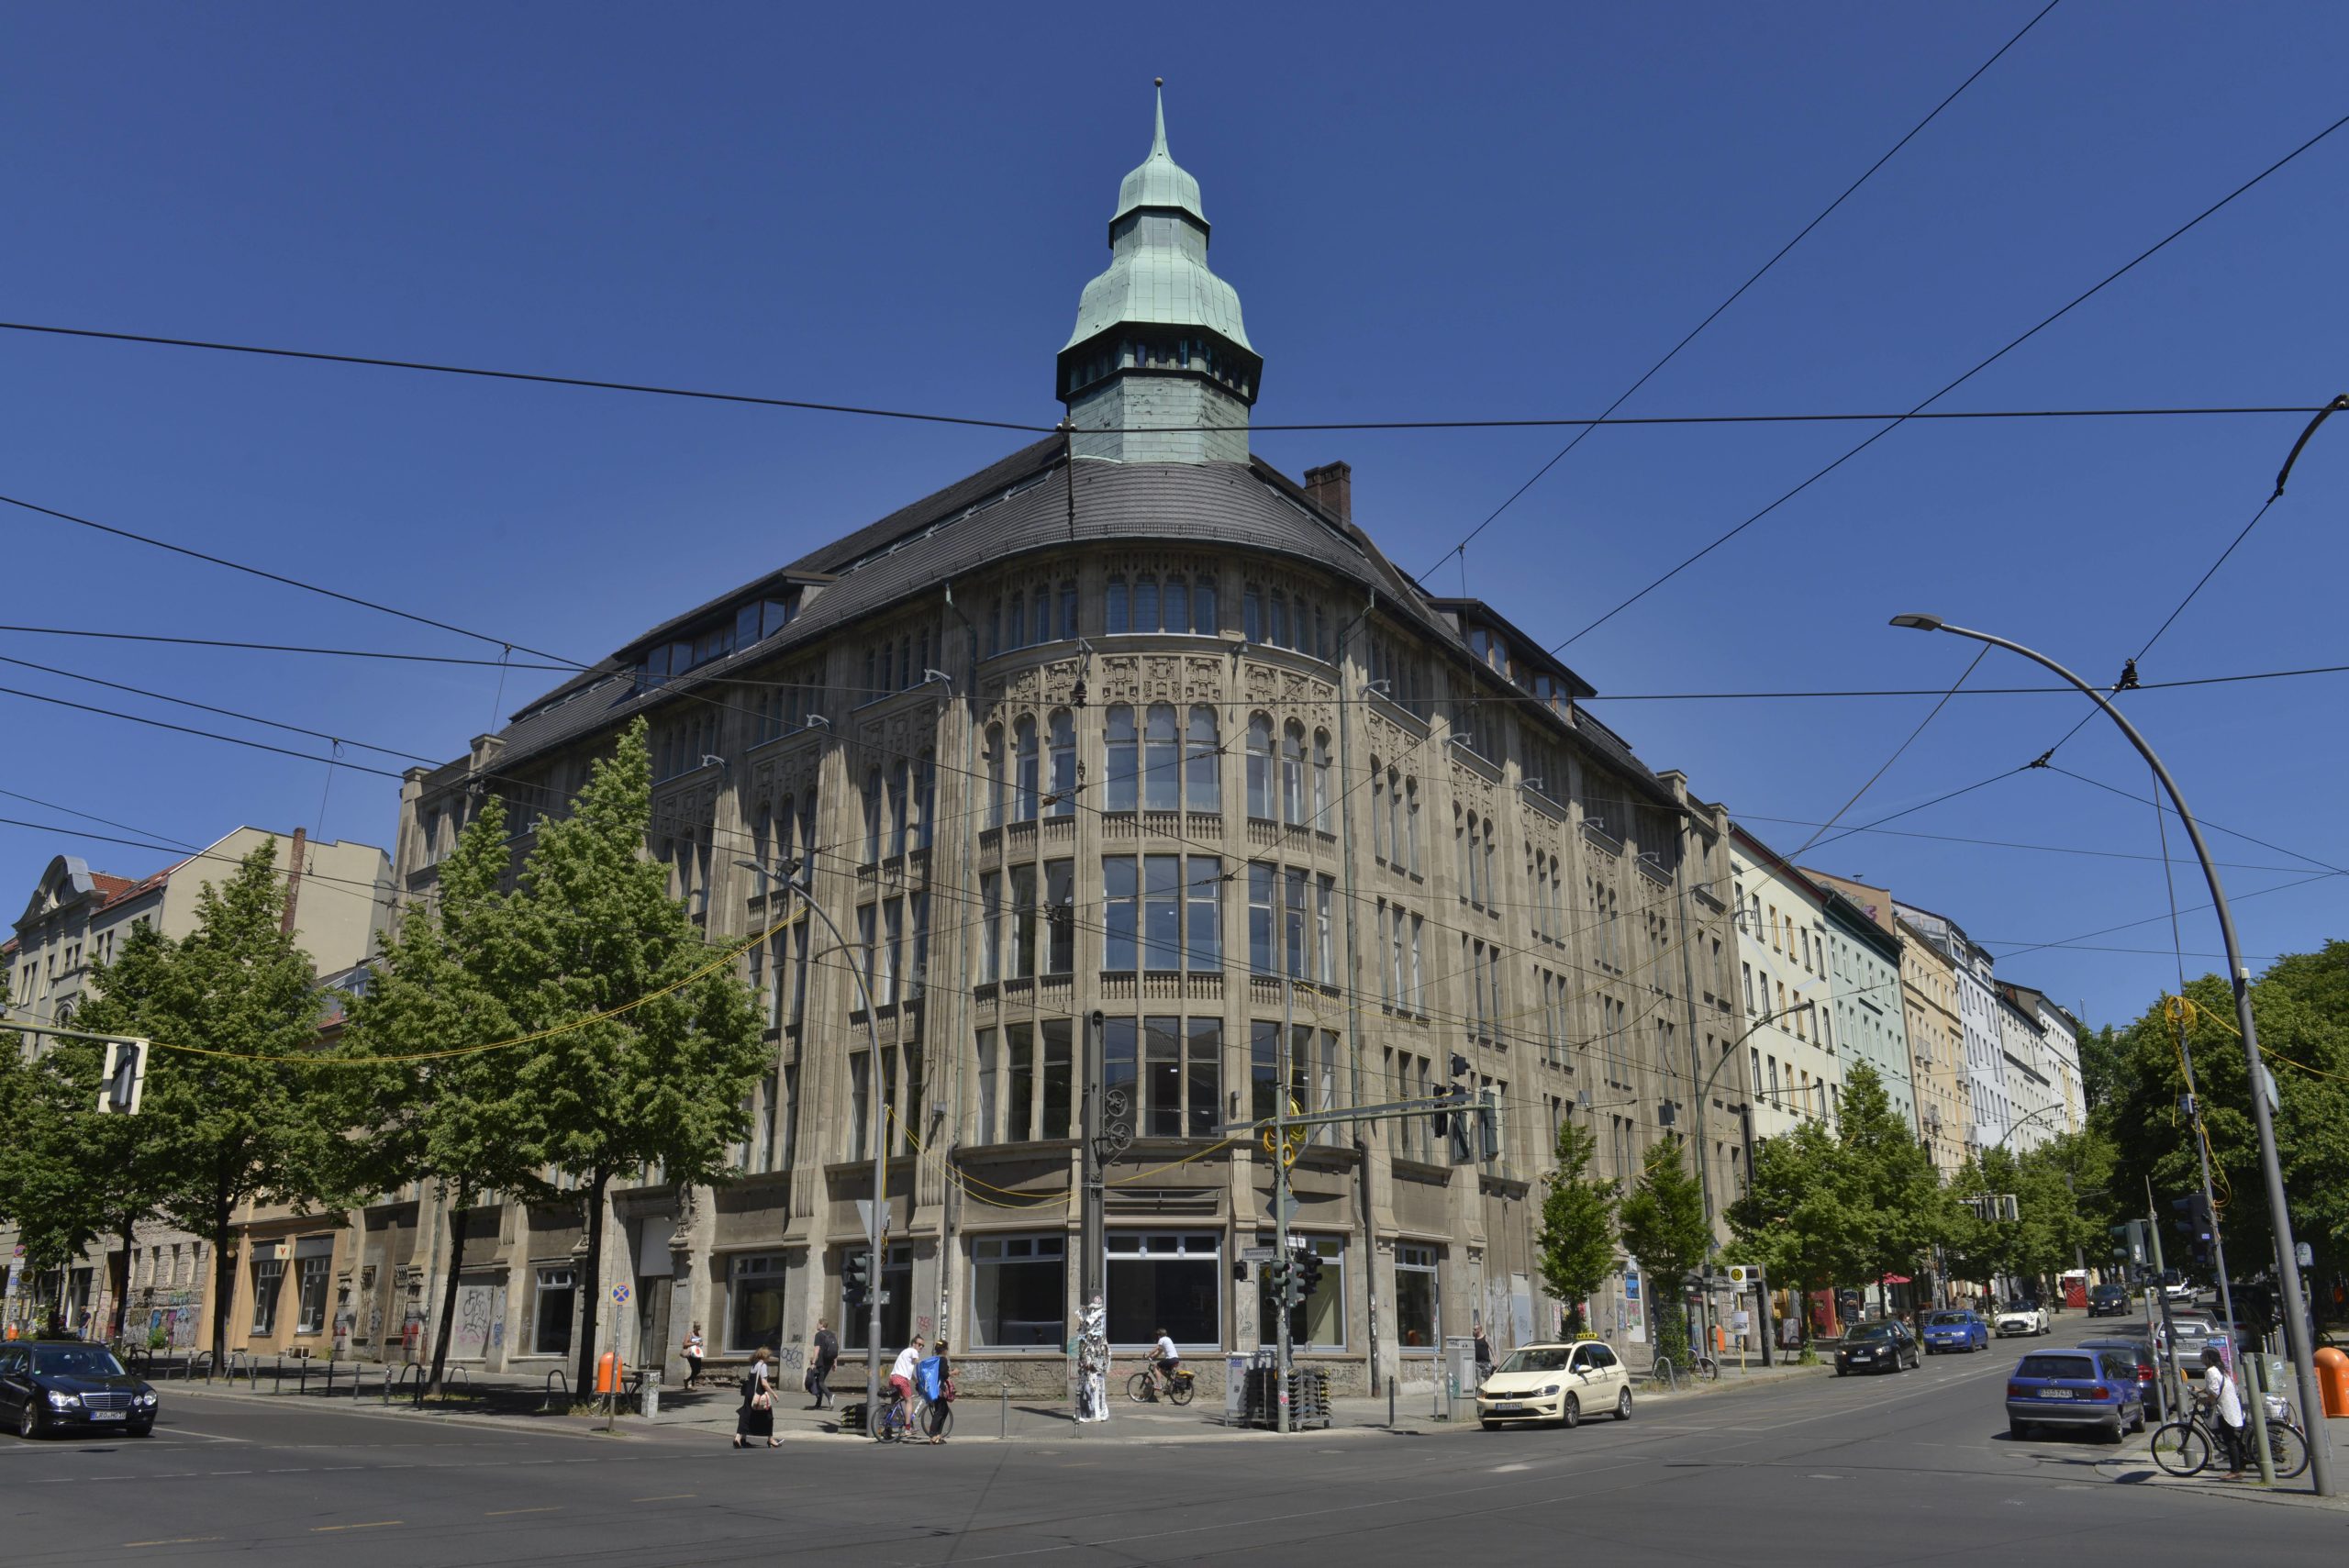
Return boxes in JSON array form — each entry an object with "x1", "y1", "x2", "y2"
[{"x1": 1152, "y1": 79, "x2": 1167, "y2": 156}]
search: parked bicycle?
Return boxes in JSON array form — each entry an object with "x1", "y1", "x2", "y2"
[
  {"x1": 2147, "y1": 1404, "x2": 2309, "y2": 1481},
  {"x1": 1126, "y1": 1366, "x2": 1197, "y2": 1406}
]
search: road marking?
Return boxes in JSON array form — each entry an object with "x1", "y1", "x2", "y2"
[
  {"x1": 125, "y1": 1538, "x2": 225, "y2": 1549},
  {"x1": 631, "y1": 1493, "x2": 696, "y2": 1503},
  {"x1": 487, "y1": 1507, "x2": 560, "y2": 1517},
  {"x1": 313, "y1": 1521, "x2": 403, "y2": 1532}
]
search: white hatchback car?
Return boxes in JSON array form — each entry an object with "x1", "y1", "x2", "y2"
[
  {"x1": 1995, "y1": 1303, "x2": 2050, "y2": 1338},
  {"x1": 1475, "y1": 1340, "x2": 1632, "y2": 1429}
]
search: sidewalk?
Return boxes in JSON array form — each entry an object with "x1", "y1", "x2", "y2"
[
  {"x1": 154, "y1": 1352, "x2": 1832, "y2": 1445},
  {"x1": 2099, "y1": 1410, "x2": 2349, "y2": 1512}
]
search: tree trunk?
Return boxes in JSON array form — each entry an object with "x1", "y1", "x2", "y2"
[
  {"x1": 573, "y1": 1173, "x2": 609, "y2": 1401},
  {"x1": 428, "y1": 1184, "x2": 472, "y2": 1397},
  {"x1": 209, "y1": 1194, "x2": 234, "y2": 1371},
  {"x1": 112, "y1": 1210, "x2": 136, "y2": 1348}
]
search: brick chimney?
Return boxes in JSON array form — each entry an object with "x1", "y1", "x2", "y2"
[
  {"x1": 1303, "y1": 461, "x2": 1353, "y2": 524},
  {"x1": 280, "y1": 827, "x2": 306, "y2": 937}
]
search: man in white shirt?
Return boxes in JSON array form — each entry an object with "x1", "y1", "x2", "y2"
[
  {"x1": 2199, "y1": 1345, "x2": 2245, "y2": 1478},
  {"x1": 1150, "y1": 1329, "x2": 1181, "y2": 1396},
  {"x1": 888, "y1": 1335, "x2": 926, "y2": 1434}
]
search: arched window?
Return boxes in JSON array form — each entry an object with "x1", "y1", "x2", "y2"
[
  {"x1": 1389, "y1": 770, "x2": 1407, "y2": 870},
  {"x1": 1186, "y1": 705, "x2": 1220, "y2": 813},
  {"x1": 752, "y1": 804, "x2": 773, "y2": 870},
  {"x1": 1246, "y1": 715, "x2": 1275, "y2": 819},
  {"x1": 1193, "y1": 575, "x2": 1218, "y2": 635},
  {"x1": 1106, "y1": 705, "x2": 1139, "y2": 812},
  {"x1": 984, "y1": 725, "x2": 1006, "y2": 829},
  {"x1": 917, "y1": 751, "x2": 937, "y2": 849},
  {"x1": 1311, "y1": 729, "x2": 1331, "y2": 831},
  {"x1": 1013, "y1": 717, "x2": 1040, "y2": 821},
  {"x1": 1143, "y1": 704, "x2": 1179, "y2": 812},
  {"x1": 1046, "y1": 712, "x2": 1075, "y2": 817},
  {"x1": 1280, "y1": 721, "x2": 1307, "y2": 827},
  {"x1": 775, "y1": 795, "x2": 795, "y2": 868},
  {"x1": 1369, "y1": 757, "x2": 1387, "y2": 861},
  {"x1": 1133, "y1": 573, "x2": 1161, "y2": 632},
  {"x1": 863, "y1": 770, "x2": 884, "y2": 863},
  {"x1": 887, "y1": 760, "x2": 909, "y2": 857},
  {"x1": 1106, "y1": 574, "x2": 1130, "y2": 635}
]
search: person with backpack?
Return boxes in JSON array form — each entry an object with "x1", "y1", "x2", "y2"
[
  {"x1": 920, "y1": 1340, "x2": 955, "y2": 1443},
  {"x1": 807, "y1": 1318, "x2": 839, "y2": 1409}
]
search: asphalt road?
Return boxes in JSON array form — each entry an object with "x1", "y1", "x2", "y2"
[{"x1": 6, "y1": 1320, "x2": 2341, "y2": 1566}]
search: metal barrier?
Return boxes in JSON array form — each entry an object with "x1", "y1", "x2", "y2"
[{"x1": 542, "y1": 1368, "x2": 571, "y2": 1412}]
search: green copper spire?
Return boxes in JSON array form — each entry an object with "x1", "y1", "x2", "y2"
[{"x1": 1059, "y1": 81, "x2": 1261, "y2": 463}]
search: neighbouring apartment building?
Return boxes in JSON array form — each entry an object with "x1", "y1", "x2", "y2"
[
  {"x1": 1896, "y1": 915, "x2": 1969, "y2": 1180},
  {"x1": 1897, "y1": 900, "x2": 2009, "y2": 1156},
  {"x1": 372, "y1": 91, "x2": 1751, "y2": 1393},
  {"x1": 1, "y1": 828, "x2": 394, "y2": 1341},
  {"x1": 1729, "y1": 826, "x2": 1841, "y2": 1141}
]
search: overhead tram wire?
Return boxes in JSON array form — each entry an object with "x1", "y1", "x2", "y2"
[
  {"x1": 2039, "y1": 763, "x2": 2346, "y2": 877},
  {"x1": 1788, "y1": 646, "x2": 1987, "y2": 860},
  {"x1": 0, "y1": 684, "x2": 405, "y2": 781},
  {"x1": 1730, "y1": 812, "x2": 2307, "y2": 874},
  {"x1": 0, "y1": 623, "x2": 574, "y2": 673},
  {"x1": 0, "y1": 652, "x2": 443, "y2": 767},
  {"x1": 0, "y1": 784, "x2": 201, "y2": 852},
  {"x1": 1553, "y1": 107, "x2": 2349, "y2": 652},
  {"x1": 1420, "y1": 0, "x2": 2066, "y2": 581},
  {"x1": 1976, "y1": 868, "x2": 2342, "y2": 966}
]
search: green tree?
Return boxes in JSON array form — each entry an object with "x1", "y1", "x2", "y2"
[
  {"x1": 1533, "y1": 1118, "x2": 1617, "y2": 1336},
  {"x1": 1728, "y1": 1117, "x2": 1862, "y2": 1351},
  {"x1": 334, "y1": 795, "x2": 554, "y2": 1395},
  {"x1": 1616, "y1": 1136, "x2": 1709, "y2": 1360},
  {"x1": 1836, "y1": 1062, "x2": 1943, "y2": 1314},
  {"x1": 71, "y1": 841, "x2": 339, "y2": 1364},
  {"x1": 502, "y1": 720, "x2": 767, "y2": 1396}
]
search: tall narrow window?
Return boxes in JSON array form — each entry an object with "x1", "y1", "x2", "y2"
[
  {"x1": 1107, "y1": 574, "x2": 1130, "y2": 635},
  {"x1": 916, "y1": 751, "x2": 937, "y2": 850},
  {"x1": 1006, "y1": 1024, "x2": 1035, "y2": 1141},
  {"x1": 1009, "y1": 864, "x2": 1037, "y2": 980},
  {"x1": 1143, "y1": 854, "x2": 1181, "y2": 973},
  {"x1": 1370, "y1": 767, "x2": 1388, "y2": 862},
  {"x1": 1145, "y1": 1015, "x2": 1182, "y2": 1137},
  {"x1": 985, "y1": 726, "x2": 1005, "y2": 829},
  {"x1": 887, "y1": 761, "x2": 909, "y2": 858},
  {"x1": 1163, "y1": 575, "x2": 1189, "y2": 635},
  {"x1": 1406, "y1": 780, "x2": 1420, "y2": 874},
  {"x1": 1316, "y1": 875, "x2": 1335, "y2": 985},
  {"x1": 1104, "y1": 856, "x2": 1138, "y2": 970},
  {"x1": 1104, "y1": 1018, "x2": 1136, "y2": 1131},
  {"x1": 881, "y1": 898, "x2": 903, "y2": 1005},
  {"x1": 1186, "y1": 856, "x2": 1222, "y2": 971},
  {"x1": 1243, "y1": 585, "x2": 1264, "y2": 644},
  {"x1": 1185, "y1": 706, "x2": 1221, "y2": 814},
  {"x1": 1245, "y1": 715, "x2": 1275, "y2": 817},
  {"x1": 863, "y1": 769, "x2": 884, "y2": 863},
  {"x1": 1132, "y1": 573, "x2": 1160, "y2": 633},
  {"x1": 1248, "y1": 862, "x2": 1275, "y2": 973},
  {"x1": 1013, "y1": 717, "x2": 1039, "y2": 822},
  {"x1": 1107, "y1": 706, "x2": 1139, "y2": 813},
  {"x1": 909, "y1": 890, "x2": 930, "y2": 998},
  {"x1": 1280, "y1": 722, "x2": 1306, "y2": 827},
  {"x1": 1041, "y1": 1019, "x2": 1073, "y2": 1140},
  {"x1": 1144, "y1": 704, "x2": 1179, "y2": 812},
  {"x1": 1310, "y1": 730, "x2": 1330, "y2": 831},
  {"x1": 1192, "y1": 576, "x2": 1217, "y2": 634},
  {"x1": 1283, "y1": 866, "x2": 1308, "y2": 979},
  {"x1": 1044, "y1": 860, "x2": 1074, "y2": 974},
  {"x1": 980, "y1": 873, "x2": 1002, "y2": 983},
  {"x1": 1047, "y1": 711, "x2": 1075, "y2": 817},
  {"x1": 1186, "y1": 1018, "x2": 1221, "y2": 1136}
]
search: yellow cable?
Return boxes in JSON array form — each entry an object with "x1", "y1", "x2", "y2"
[{"x1": 149, "y1": 906, "x2": 806, "y2": 1067}]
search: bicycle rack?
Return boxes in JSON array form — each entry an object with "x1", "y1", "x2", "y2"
[{"x1": 542, "y1": 1369, "x2": 571, "y2": 1411}]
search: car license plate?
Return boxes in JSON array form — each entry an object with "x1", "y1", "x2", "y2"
[
  {"x1": 1491, "y1": 1402, "x2": 1525, "y2": 1414},
  {"x1": 89, "y1": 1409, "x2": 128, "y2": 1420},
  {"x1": 2034, "y1": 1389, "x2": 2074, "y2": 1399}
]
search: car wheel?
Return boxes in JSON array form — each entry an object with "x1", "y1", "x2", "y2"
[
  {"x1": 2009, "y1": 1420, "x2": 2030, "y2": 1440},
  {"x1": 17, "y1": 1404, "x2": 39, "y2": 1440},
  {"x1": 1613, "y1": 1388, "x2": 1632, "y2": 1421},
  {"x1": 1560, "y1": 1394, "x2": 1579, "y2": 1429},
  {"x1": 1836, "y1": 1366, "x2": 1847, "y2": 1377},
  {"x1": 1481, "y1": 1420, "x2": 1500, "y2": 1432},
  {"x1": 128, "y1": 1421, "x2": 154, "y2": 1438}
]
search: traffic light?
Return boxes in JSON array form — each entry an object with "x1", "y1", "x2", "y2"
[
  {"x1": 1476, "y1": 1086, "x2": 1502, "y2": 1162},
  {"x1": 1295, "y1": 1249, "x2": 1324, "y2": 1301},
  {"x1": 95, "y1": 1038, "x2": 150, "y2": 1116},
  {"x1": 841, "y1": 1250, "x2": 870, "y2": 1310},
  {"x1": 2109, "y1": 1224, "x2": 2132, "y2": 1261}
]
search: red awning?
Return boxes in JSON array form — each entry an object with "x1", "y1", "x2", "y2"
[{"x1": 1881, "y1": 1274, "x2": 1913, "y2": 1285}]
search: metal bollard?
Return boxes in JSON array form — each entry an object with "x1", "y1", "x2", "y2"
[
  {"x1": 1388, "y1": 1382, "x2": 1396, "y2": 1429},
  {"x1": 1000, "y1": 1386, "x2": 1008, "y2": 1440}
]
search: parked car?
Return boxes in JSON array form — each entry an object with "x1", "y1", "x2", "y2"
[
  {"x1": 1921, "y1": 1309, "x2": 1990, "y2": 1354},
  {"x1": 1994, "y1": 1302, "x2": 2051, "y2": 1338},
  {"x1": 1475, "y1": 1340, "x2": 1632, "y2": 1430},
  {"x1": 2005, "y1": 1348, "x2": 2147, "y2": 1441},
  {"x1": 2160, "y1": 1272, "x2": 2195, "y2": 1302},
  {"x1": 1836, "y1": 1320, "x2": 1920, "y2": 1376},
  {"x1": 0, "y1": 1340, "x2": 159, "y2": 1439},
  {"x1": 2076, "y1": 1335, "x2": 2160, "y2": 1407},
  {"x1": 2087, "y1": 1284, "x2": 2132, "y2": 1318}
]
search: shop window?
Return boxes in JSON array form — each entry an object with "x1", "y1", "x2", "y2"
[
  {"x1": 533, "y1": 1267, "x2": 576, "y2": 1356},
  {"x1": 971, "y1": 1235, "x2": 1067, "y2": 1349},
  {"x1": 1107, "y1": 1232, "x2": 1220, "y2": 1349},
  {"x1": 250, "y1": 1249, "x2": 284, "y2": 1335},
  {"x1": 729, "y1": 1253, "x2": 786, "y2": 1354},
  {"x1": 1395, "y1": 1244, "x2": 1438, "y2": 1351},
  {"x1": 294, "y1": 1251, "x2": 331, "y2": 1334}
]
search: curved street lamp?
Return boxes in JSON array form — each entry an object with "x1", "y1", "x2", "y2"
[{"x1": 1889, "y1": 614, "x2": 2332, "y2": 1496}]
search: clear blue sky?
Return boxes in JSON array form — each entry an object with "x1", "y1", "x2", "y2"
[{"x1": 6, "y1": 3, "x2": 2344, "y2": 1029}]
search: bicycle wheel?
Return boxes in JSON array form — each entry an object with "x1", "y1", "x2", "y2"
[
  {"x1": 1168, "y1": 1375, "x2": 1195, "y2": 1407},
  {"x1": 927, "y1": 1401, "x2": 954, "y2": 1440},
  {"x1": 2148, "y1": 1420, "x2": 2210, "y2": 1476},
  {"x1": 1126, "y1": 1372, "x2": 1154, "y2": 1404},
  {"x1": 1692, "y1": 1356, "x2": 1720, "y2": 1384},
  {"x1": 2266, "y1": 1421, "x2": 2309, "y2": 1481}
]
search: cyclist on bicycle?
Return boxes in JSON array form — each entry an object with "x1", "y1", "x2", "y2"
[
  {"x1": 2197, "y1": 1344, "x2": 2246, "y2": 1480},
  {"x1": 886, "y1": 1334, "x2": 927, "y2": 1435},
  {"x1": 1149, "y1": 1329, "x2": 1181, "y2": 1396}
]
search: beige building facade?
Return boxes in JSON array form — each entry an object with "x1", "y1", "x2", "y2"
[{"x1": 1896, "y1": 917, "x2": 1968, "y2": 1180}]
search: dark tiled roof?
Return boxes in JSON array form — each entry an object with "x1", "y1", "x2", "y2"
[{"x1": 457, "y1": 447, "x2": 1680, "y2": 808}]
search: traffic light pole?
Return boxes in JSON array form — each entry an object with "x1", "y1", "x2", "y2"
[
  {"x1": 2179, "y1": 1074, "x2": 2273, "y2": 1483},
  {"x1": 1275, "y1": 979, "x2": 1294, "y2": 1435},
  {"x1": 1891, "y1": 615, "x2": 2332, "y2": 1497}
]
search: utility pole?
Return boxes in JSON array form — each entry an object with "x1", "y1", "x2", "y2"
[
  {"x1": 1080, "y1": 1010, "x2": 1104, "y2": 1314},
  {"x1": 1891, "y1": 614, "x2": 2331, "y2": 1496}
]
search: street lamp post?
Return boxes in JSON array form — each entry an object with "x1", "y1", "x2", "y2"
[
  {"x1": 1889, "y1": 614, "x2": 2332, "y2": 1497},
  {"x1": 737, "y1": 857, "x2": 889, "y2": 1435}
]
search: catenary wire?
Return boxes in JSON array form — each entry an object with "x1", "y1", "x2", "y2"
[
  {"x1": 1553, "y1": 107, "x2": 2349, "y2": 651},
  {"x1": 0, "y1": 622, "x2": 574, "y2": 672},
  {"x1": 1788, "y1": 646, "x2": 1988, "y2": 860},
  {"x1": 0, "y1": 651, "x2": 441, "y2": 766},
  {"x1": 1425, "y1": 0, "x2": 2065, "y2": 576},
  {"x1": 0, "y1": 683, "x2": 406, "y2": 780}
]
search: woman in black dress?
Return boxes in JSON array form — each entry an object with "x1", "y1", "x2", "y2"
[{"x1": 734, "y1": 1346, "x2": 776, "y2": 1449}]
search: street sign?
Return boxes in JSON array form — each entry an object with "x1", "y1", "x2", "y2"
[
  {"x1": 611, "y1": 1283, "x2": 631, "y2": 1307},
  {"x1": 1241, "y1": 1246, "x2": 1276, "y2": 1262},
  {"x1": 1727, "y1": 1263, "x2": 1764, "y2": 1289}
]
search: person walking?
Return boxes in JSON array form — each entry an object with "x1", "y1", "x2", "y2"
[
  {"x1": 735, "y1": 1346, "x2": 777, "y2": 1450},
  {"x1": 2197, "y1": 1344, "x2": 2246, "y2": 1480},
  {"x1": 808, "y1": 1318, "x2": 839, "y2": 1409},
  {"x1": 680, "y1": 1324, "x2": 706, "y2": 1391},
  {"x1": 922, "y1": 1340, "x2": 954, "y2": 1443}
]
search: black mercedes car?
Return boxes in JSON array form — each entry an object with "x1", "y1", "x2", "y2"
[
  {"x1": 1835, "y1": 1319, "x2": 1920, "y2": 1376},
  {"x1": 2087, "y1": 1284, "x2": 2131, "y2": 1318},
  {"x1": 0, "y1": 1340, "x2": 159, "y2": 1438}
]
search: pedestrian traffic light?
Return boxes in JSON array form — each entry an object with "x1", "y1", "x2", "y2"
[
  {"x1": 841, "y1": 1251, "x2": 870, "y2": 1310},
  {"x1": 1295, "y1": 1249, "x2": 1324, "y2": 1301}
]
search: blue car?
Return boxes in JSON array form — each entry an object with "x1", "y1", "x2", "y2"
[
  {"x1": 1921, "y1": 1309, "x2": 1988, "y2": 1354},
  {"x1": 2006, "y1": 1349, "x2": 2147, "y2": 1441}
]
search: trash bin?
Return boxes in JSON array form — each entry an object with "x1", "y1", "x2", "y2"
[{"x1": 2315, "y1": 1346, "x2": 2348, "y2": 1418}]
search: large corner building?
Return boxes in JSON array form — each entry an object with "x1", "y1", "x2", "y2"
[{"x1": 380, "y1": 92, "x2": 1750, "y2": 1392}]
